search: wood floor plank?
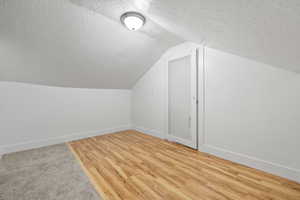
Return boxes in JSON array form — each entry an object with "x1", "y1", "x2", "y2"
[{"x1": 68, "y1": 130, "x2": 300, "y2": 200}]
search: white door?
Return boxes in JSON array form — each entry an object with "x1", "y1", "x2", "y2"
[{"x1": 167, "y1": 50, "x2": 198, "y2": 149}]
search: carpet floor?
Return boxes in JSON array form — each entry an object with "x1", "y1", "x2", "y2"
[{"x1": 0, "y1": 144, "x2": 101, "y2": 200}]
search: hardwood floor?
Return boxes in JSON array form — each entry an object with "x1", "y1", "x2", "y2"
[{"x1": 68, "y1": 130, "x2": 300, "y2": 200}]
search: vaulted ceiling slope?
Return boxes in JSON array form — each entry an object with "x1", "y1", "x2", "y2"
[
  {"x1": 143, "y1": 0, "x2": 300, "y2": 73},
  {"x1": 1, "y1": 0, "x2": 300, "y2": 89},
  {"x1": 0, "y1": 0, "x2": 182, "y2": 89}
]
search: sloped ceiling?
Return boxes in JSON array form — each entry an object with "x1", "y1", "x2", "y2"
[
  {"x1": 141, "y1": 0, "x2": 300, "y2": 73},
  {"x1": 0, "y1": 0, "x2": 182, "y2": 89},
  {"x1": 1, "y1": 0, "x2": 300, "y2": 89}
]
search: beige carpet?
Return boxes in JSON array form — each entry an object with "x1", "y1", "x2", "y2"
[{"x1": 0, "y1": 144, "x2": 101, "y2": 200}]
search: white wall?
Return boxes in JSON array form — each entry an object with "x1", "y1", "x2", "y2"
[
  {"x1": 202, "y1": 48, "x2": 300, "y2": 182},
  {"x1": 132, "y1": 54, "x2": 165, "y2": 138},
  {"x1": 0, "y1": 81, "x2": 131, "y2": 154},
  {"x1": 132, "y1": 43, "x2": 199, "y2": 138},
  {"x1": 132, "y1": 42, "x2": 300, "y2": 182}
]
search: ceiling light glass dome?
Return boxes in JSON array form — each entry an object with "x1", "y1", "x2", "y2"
[{"x1": 120, "y1": 12, "x2": 146, "y2": 31}]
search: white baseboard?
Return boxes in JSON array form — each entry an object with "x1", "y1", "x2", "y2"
[
  {"x1": 132, "y1": 126, "x2": 300, "y2": 183},
  {"x1": 133, "y1": 126, "x2": 165, "y2": 139},
  {"x1": 0, "y1": 125, "x2": 131, "y2": 155},
  {"x1": 199, "y1": 144, "x2": 300, "y2": 183}
]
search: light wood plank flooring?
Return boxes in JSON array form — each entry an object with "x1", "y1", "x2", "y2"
[{"x1": 68, "y1": 130, "x2": 300, "y2": 200}]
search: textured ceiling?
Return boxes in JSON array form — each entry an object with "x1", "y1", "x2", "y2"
[
  {"x1": 0, "y1": 0, "x2": 182, "y2": 89},
  {"x1": 1, "y1": 0, "x2": 300, "y2": 89},
  {"x1": 138, "y1": 0, "x2": 300, "y2": 73}
]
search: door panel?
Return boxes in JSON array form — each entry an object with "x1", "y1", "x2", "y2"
[{"x1": 167, "y1": 50, "x2": 197, "y2": 149}]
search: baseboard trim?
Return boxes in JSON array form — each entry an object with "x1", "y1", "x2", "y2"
[
  {"x1": 132, "y1": 126, "x2": 300, "y2": 183},
  {"x1": 0, "y1": 125, "x2": 131, "y2": 155},
  {"x1": 199, "y1": 144, "x2": 300, "y2": 183},
  {"x1": 133, "y1": 126, "x2": 165, "y2": 139}
]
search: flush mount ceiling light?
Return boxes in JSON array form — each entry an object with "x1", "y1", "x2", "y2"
[{"x1": 120, "y1": 12, "x2": 146, "y2": 31}]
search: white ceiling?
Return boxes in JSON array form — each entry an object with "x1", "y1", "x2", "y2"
[
  {"x1": 141, "y1": 0, "x2": 300, "y2": 73},
  {"x1": 0, "y1": 0, "x2": 182, "y2": 89},
  {"x1": 1, "y1": 0, "x2": 300, "y2": 88}
]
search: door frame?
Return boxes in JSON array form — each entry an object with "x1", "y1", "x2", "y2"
[{"x1": 165, "y1": 48, "x2": 198, "y2": 149}]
